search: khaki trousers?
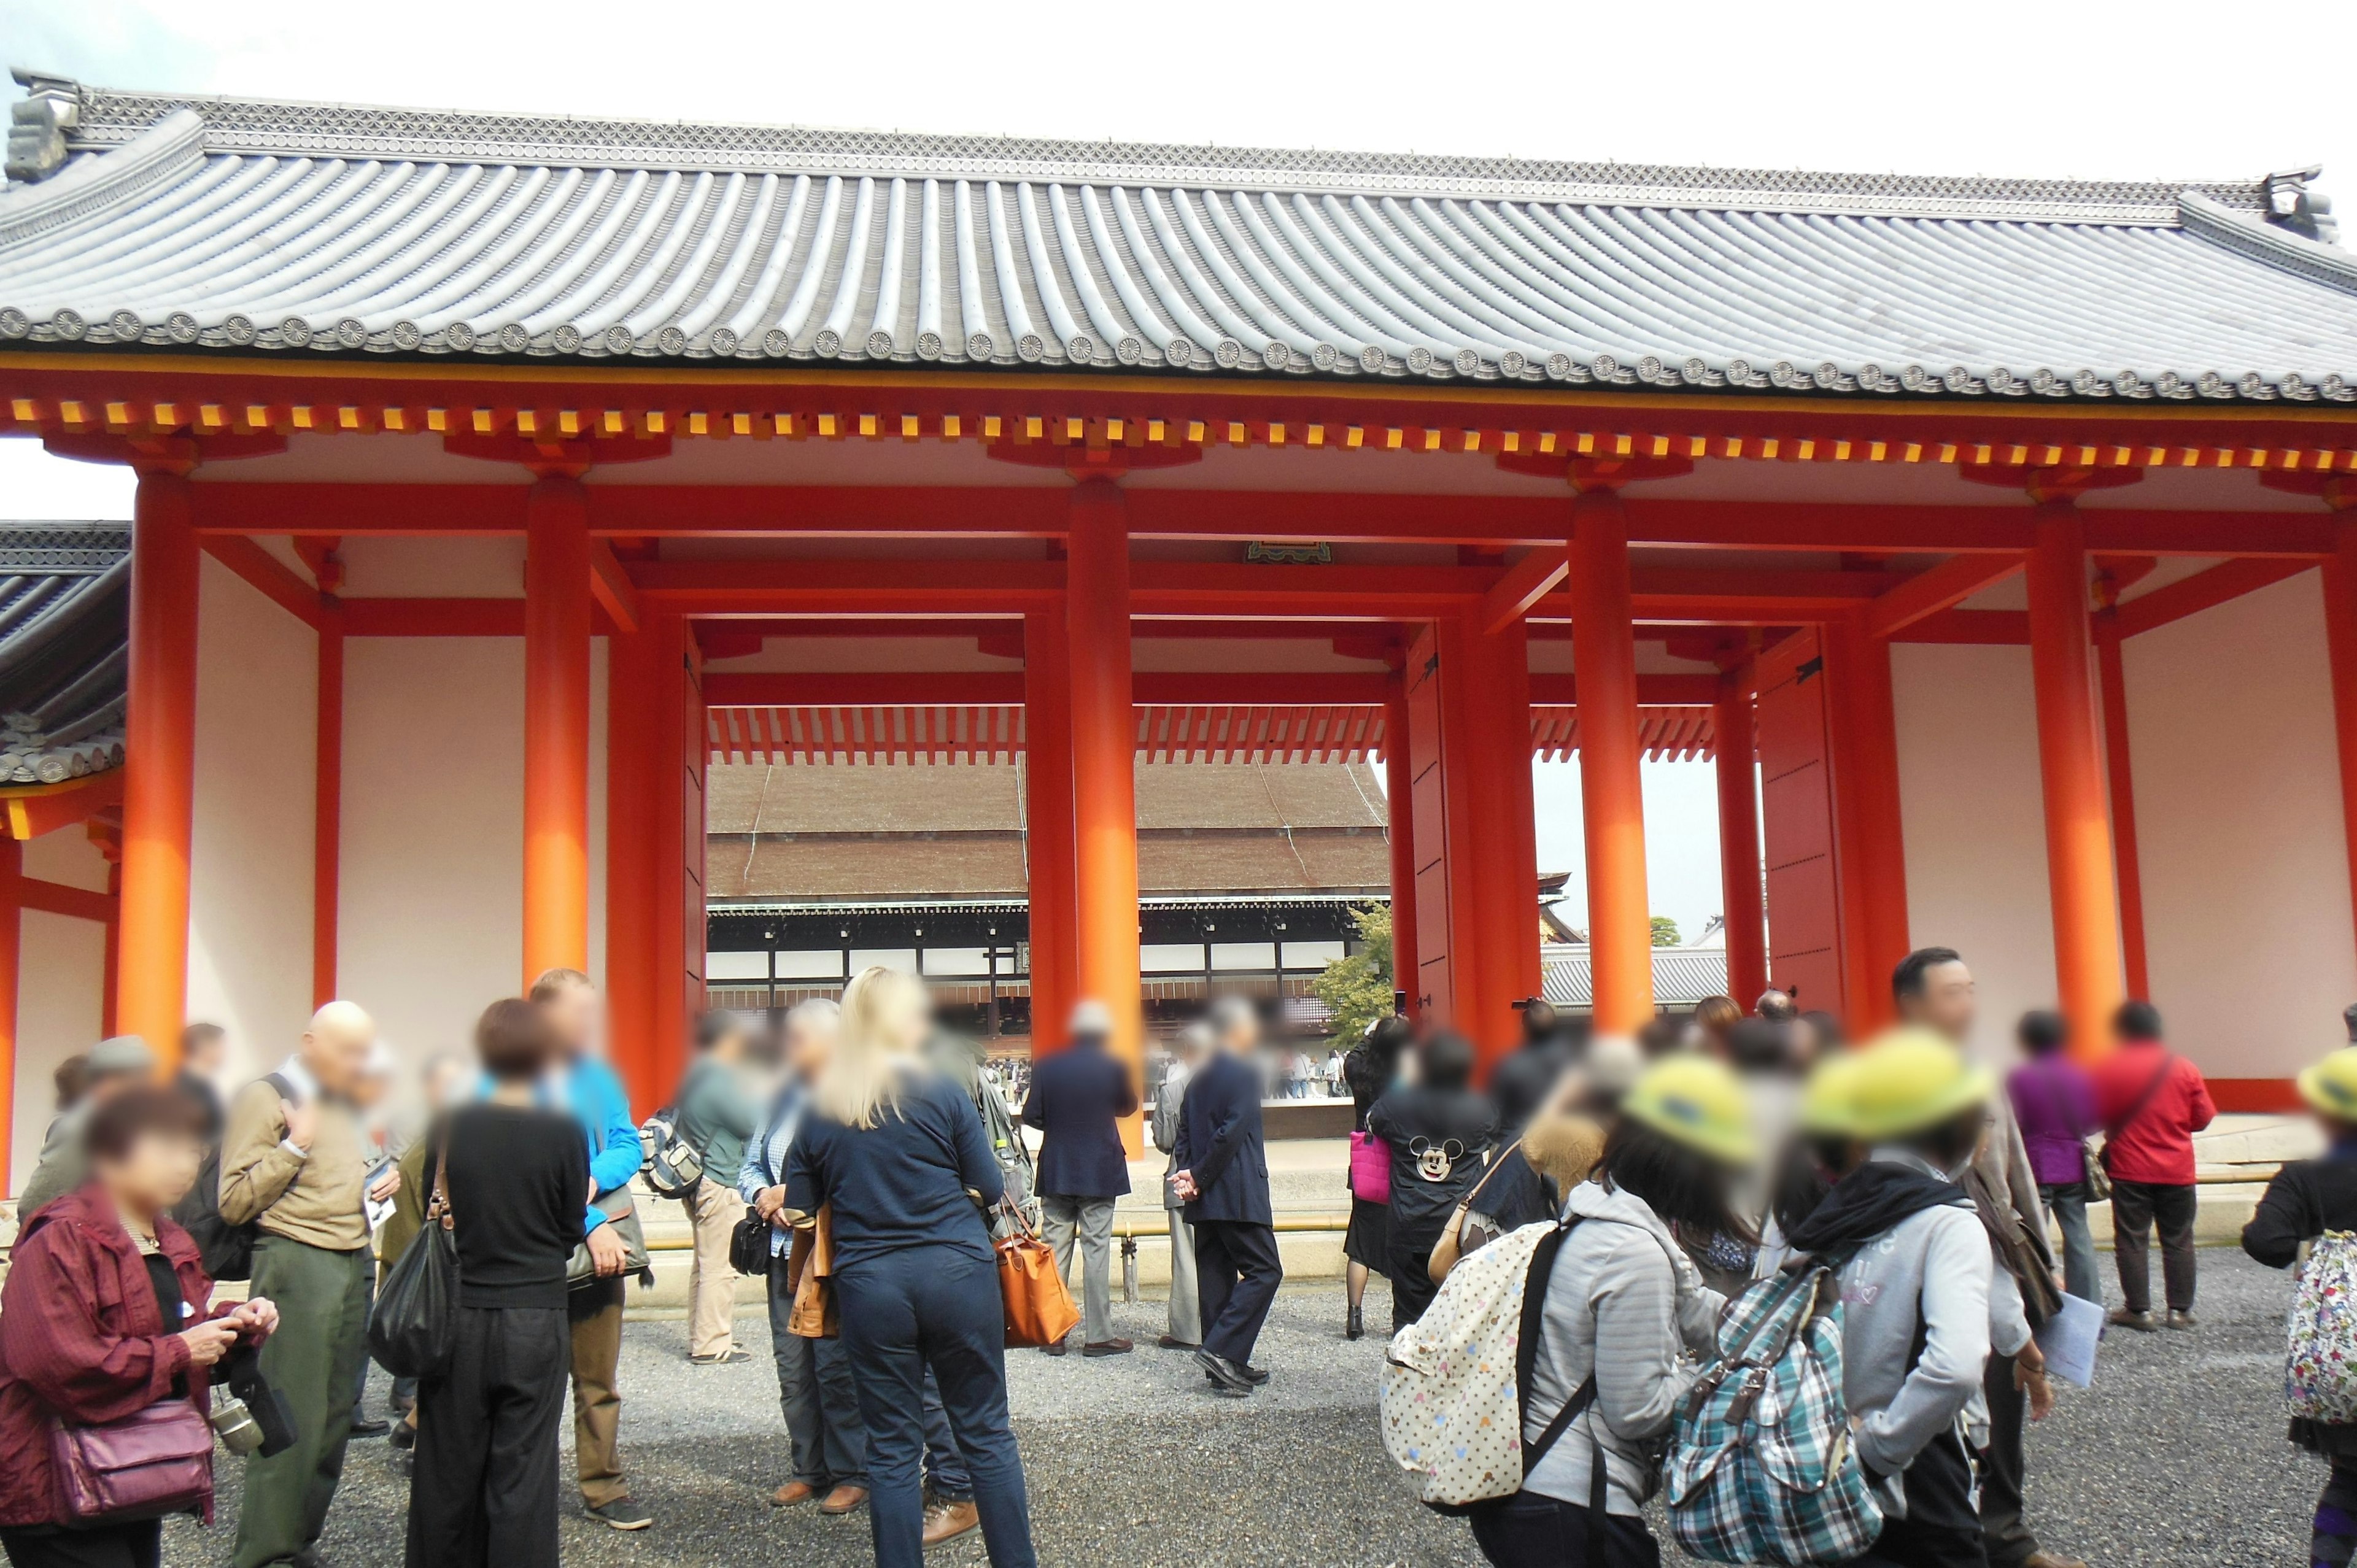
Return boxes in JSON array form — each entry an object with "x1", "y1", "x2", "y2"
[
  {"x1": 568, "y1": 1276, "x2": 628, "y2": 1508},
  {"x1": 684, "y1": 1176, "x2": 748, "y2": 1359}
]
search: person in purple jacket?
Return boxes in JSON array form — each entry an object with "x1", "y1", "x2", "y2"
[{"x1": 2006, "y1": 1010, "x2": 2101, "y2": 1303}]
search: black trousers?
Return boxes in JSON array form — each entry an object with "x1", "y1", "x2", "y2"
[
  {"x1": 2110, "y1": 1179, "x2": 2197, "y2": 1314},
  {"x1": 1978, "y1": 1352, "x2": 2037, "y2": 1568},
  {"x1": 0, "y1": 1523, "x2": 160, "y2": 1568},
  {"x1": 406, "y1": 1303, "x2": 570, "y2": 1568},
  {"x1": 1388, "y1": 1224, "x2": 1444, "y2": 1332},
  {"x1": 1852, "y1": 1429, "x2": 1987, "y2": 1568},
  {"x1": 1468, "y1": 1492, "x2": 1660, "y2": 1567},
  {"x1": 1194, "y1": 1219, "x2": 1283, "y2": 1366}
]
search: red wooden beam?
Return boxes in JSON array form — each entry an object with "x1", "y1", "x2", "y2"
[
  {"x1": 632, "y1": 558, "x2": 1062, "y2": 611},
  {"x1": 589, "y1": 539, "x2": 640, "y2": 635},
  {"x1": 703, "y1": 671, "x2": 1397, "y2": 706},
  {"x1": 2113, "y1": 558, "x2": 2315, "y2": 638},
  {"x1": 2, "y1": 772, "x2": 126, "y2": 840},
  {"x1": 1527, "y1": 674, "x2": 1724, "y2": 706},
  {"x1": 1862, "y1": 553, "x2": 2026, "y2": 641},
  {"x1": 201, "y1": 536, "x2": 324, "y2": 629},
  {"x1": 1887, "y1": 609, "x2": 2030, "y2": 644},
  {"x1": 1481, "y1": 545, "x2": 1569, "y2": 633},
  {"x1": 181, "y1": 482, "x2": 2340, "y2": 557},
  {"x1": 17, "y1": 875, "x2": 116, "y2": 924},
  {"x1": 341, "y1": 598, "x2": 526, "y2": 636}
]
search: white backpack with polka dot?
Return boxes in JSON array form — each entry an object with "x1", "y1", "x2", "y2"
[{"x1": 1380, "y1": 1215, "x2": 1592, "y2": 1512}]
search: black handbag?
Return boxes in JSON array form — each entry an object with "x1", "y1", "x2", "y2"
[
  {"x1": 730, "y1": 1207, "x2": 774, "y2": 1275},
  {"x1": 368, "y1": 1138, "x2": 459, "y2": 1378}
]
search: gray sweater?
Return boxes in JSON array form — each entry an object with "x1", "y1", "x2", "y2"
[
  {"x1": 1834, "y1": 1151, "x2": 2028, "y2": 1500},
  {"x1": 1521, "y1": 1181, "x2": 1725, "y2": 1516}
]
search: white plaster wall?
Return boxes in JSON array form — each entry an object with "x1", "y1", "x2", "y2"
[
  {"x1": 14, "y1": 828, "x2": 113, "y2": 1186},
  {"x1": 185, "y1": 557, "x2": 320, "y2": 1080},
  {"x1": 338, "y1": 638, "x2": 606, "y2": 1064},
  {"x1": 2125, "y1": 570, "x2": 2355, "y2": 1083},
  {"x1": 1891, "y1": 643, "x2": 2059, "y2": 1064}
]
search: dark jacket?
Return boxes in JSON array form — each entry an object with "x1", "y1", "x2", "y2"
[
  {"x1": 2247, "y1": 1153, "x2": 2357, "y2": 1454},
  {"x1": 1175, "y1": 1051, "x2": 1271, "y2": 1227},
  {"x1": 0, "y1": 1184, "x2": 243, "y2": 1527},
  {"x1": 1367, "y1": 1084, "x2": 1500, "y2": 1242},
  {"x1": 1023, "y1": 1040, "x2": 1137, "y2": 1199}
]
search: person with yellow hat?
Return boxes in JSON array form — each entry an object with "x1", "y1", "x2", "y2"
[
  {"x1": 1778, "y1": 1029, "x2": 2033, "y2": 1568},
  {"x1": 1749, "y1": 1053, "x2": 1867, "y2": 1278},
  {"x1": 2245, "y1": 1041, "x2": 2357, "y2": 1568},
  {"x1": 1468, "y1": 1056, "x2": 1751, "y2": 1568}
]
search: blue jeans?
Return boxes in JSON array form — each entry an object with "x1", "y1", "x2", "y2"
[
  {"x1": 834, "y1": 1249, "x2": 1035, "y2": 1568},
  {"x1": 2040, "y1": 1180, "x2": 2101, "y2": 1304}
]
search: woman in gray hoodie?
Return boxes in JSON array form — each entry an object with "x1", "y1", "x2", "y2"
[{"x1": 1474, "y1": 1056, "x2": 1754, "y2": 1568}]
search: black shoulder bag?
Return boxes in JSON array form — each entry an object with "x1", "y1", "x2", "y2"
[{"x1": 368, "y1": 1132, "x2": 459, "y2": 1379}]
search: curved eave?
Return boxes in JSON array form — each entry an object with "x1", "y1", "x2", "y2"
[{"x1": 4, "y1": 107, "x2": 2354, "y2": 409}]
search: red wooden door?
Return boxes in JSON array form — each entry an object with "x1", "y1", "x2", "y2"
[{"x1": 1755, "y1": 628, "x2": 1846, "y2": 1016}]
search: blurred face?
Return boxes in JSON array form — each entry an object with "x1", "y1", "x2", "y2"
[
  {"x1": 99, "y1": 1130, "x2": 204, "y2": 1218},
  {"x1": 539, "y1": 981, "x2": 600, "y2": 1060},
  {"x1": 302, "y1": 1006, "x2": 376, "y2": 1098},
  {"x1": 424, "y1": 1058, "x2": 471, "y2": 1109},
  {"x1": 787, "y1": 1016, "x2": 839, "y2": 1079},
  {"x1": 1902, "y1": 960, "x2": 1977, "y2": 1045},
  {"x1": 184, "y1": 1036, "x2": 226, "y2": 1078}
]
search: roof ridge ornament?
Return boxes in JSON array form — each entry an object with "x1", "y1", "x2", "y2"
[
  {"x1": 2179, "y1": 187, "x2": 2357, "y2": 298},
  {"x1": 5, "y1": 68, "x2": 82, "y2": 183}
]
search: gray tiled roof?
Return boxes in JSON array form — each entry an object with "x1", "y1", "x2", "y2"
[
  {"x1": 1542, "y1": 945, "x2": 1730, "y2": 1011},
  {"x1": 2, "y1": 80, "x2": 2355, "y2": 401},
  {"x1": 0, "y1": 524, "x2": 128, "y2": 786}
]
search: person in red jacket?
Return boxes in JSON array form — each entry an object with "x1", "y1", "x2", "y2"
[
  {"x1": 0, "y1": 1086, "x2": 277, "y2": 1568},
  {"x1": 2092, "y1": 1000, "x2": 2216, "y2": 1331}
]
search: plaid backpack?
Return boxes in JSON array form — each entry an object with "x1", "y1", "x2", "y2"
[
  {"x1": 2287, "y1": 1231, "x2": 2357, "y2": 1423},
  {"x1": 1379, "y1": 1216, "x2": 1599, "y2": 1521},
  {"x1": 1666, "y1": 1255, "x2": 1883, "y2": 1565}
]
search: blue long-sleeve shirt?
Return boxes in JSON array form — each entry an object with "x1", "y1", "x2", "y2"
[
  {"x1": 737, "y1": 1084, "x2": 807, "y2": 1259},
  {"x1": 561, "y1": 1056, "x2": 639, "y2": 1236}
]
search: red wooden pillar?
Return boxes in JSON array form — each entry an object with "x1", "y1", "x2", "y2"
[
  {"x1": 0, "y1": 836, "x2": 20, "y2": 1190},
  {"x1": 2026, "y1": 502, "x2": 2127, "y2": 1058},
  {"x1": 119, "y1": 465, "x2": 199, "y2": 1060},
  {"x1": 522, "y1": 474, "x2": 592, "y2": 986},
  {"x1": 1384, "y1": 681, "x2": 1419, "y2": 1019},
  {"x1": 605, "y1": 611, "x2": 660, "y2": 1116},
  {"x1": 312, "y1": 598, "x2": 343, "y2": 1005},
  {"x1": 1064, "y1": 481, "x2": 1142, "y2": 1151},
  {"x1": 2092, "y1": 610, "x2": 2151, "y2": 1000},
  {"x1": 1568, "y1": 488, "x2": 1653, "y2": 1034},
  {"x1": 1823, "y1": 617, "x2": 1910, "y2": 1032},
  {"x1": 2321, "y1": 510, "x2": 2357, "y2": 978},
  {"x1": 1023, "y1": 605, "x2": 1078, "y2": 1057},
  {"x1": 1713, "y1": 667, "x2": 1769, "y2": 1008}
]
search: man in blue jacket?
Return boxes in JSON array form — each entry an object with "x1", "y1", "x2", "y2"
[
  {"x1": 1170, "y1": 997, "x2": 1281, "y2": 1397},
  {"x1": 1022, "y1": 998, "x2": 1139, "y2": 1356},
  {"x1": 532, "y1": 968, "x2": 652, "y2": 1532}
]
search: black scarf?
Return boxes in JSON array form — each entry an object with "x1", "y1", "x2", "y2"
[{"x1": 1784, "y1": 1158, "x2": 1973, "y2": 1257}]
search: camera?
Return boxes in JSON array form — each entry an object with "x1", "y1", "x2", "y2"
[{"x1": 209, "y1": 1342, "x2": 296, "y2": 1458}]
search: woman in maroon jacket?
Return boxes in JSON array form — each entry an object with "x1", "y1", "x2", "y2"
[{"x1": 0, "y1": 1086, "x2": 277, "y2": 1568}]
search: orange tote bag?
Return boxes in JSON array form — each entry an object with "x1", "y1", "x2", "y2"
[{"x1": 995, "y1": 1207, "x2": 1081, "y2": 1348}]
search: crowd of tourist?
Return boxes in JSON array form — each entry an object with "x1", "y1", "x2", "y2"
[{"x1": 2, "y1": 930, "x2": 2352, "y2": 1568}]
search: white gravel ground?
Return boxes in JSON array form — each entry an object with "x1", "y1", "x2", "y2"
[{"x1": 164, "y1": 1251, "x2": 2322, "y2": 1567}]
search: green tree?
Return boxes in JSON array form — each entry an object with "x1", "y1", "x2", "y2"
[
  {"x1": 1651, "y1": 915, "x2": 1681, "y2": 948},
  {"x1": 1312, "y1": 904, "x2": 1395, "y2": 1043}
]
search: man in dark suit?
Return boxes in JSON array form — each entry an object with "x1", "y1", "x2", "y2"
[
  {"x1": 1022, "y1": 999, "x2": 1139, "y2": 1357},
  {"x1": 1170, "y1": 997, "x2": 1282, "y2": 1397}
]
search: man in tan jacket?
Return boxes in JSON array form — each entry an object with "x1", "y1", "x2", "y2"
[{"x1": 219, "y1": 1001, "x2": 395, "y2": 1568}]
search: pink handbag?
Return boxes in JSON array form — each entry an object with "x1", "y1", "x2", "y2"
[
  {"x1": 1348, "y1": 1130, "x2": 1391, "y2": 1205},
  {"x1": 50, "y1": 1397, "x2": 214, "y2": 1523}
]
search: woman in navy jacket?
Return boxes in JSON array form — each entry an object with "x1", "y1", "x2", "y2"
[{"x1": 784, "y1": 968, "x2": 1037, "y2": 1568}]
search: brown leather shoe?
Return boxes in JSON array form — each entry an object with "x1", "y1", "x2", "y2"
[
  {"x1": 1082, "y1": 1337, "x2": 1134, "y2": 1358},
  {"x1": 923, "y1": 1497, "x2": 980, "y2": 1547},
  {"x1": 819, "y1": 1483, "x2": 869, "y2": 1515},
  {"x1": 770, "y1": 1480, "x2": 821, "y2": 1508},
  {"x1": 2022, "y1": 1552, "x2": 2088, "y2": 1568}
]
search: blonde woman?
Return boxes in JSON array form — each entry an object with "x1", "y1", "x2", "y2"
[{"x1": 782, "y1": 968, "x2": 1036, "y2": 1568}]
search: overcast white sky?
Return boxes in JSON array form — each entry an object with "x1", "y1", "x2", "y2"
[{"x1": 4, "y1": 0, "x2": 2351, "y2": 937}]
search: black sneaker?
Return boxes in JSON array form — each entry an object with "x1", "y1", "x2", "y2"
[{"x1": 589, "y1": 1497, "x2": 653, "y2": 1531}]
